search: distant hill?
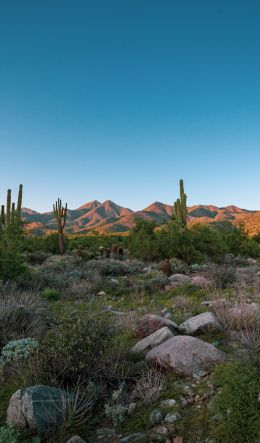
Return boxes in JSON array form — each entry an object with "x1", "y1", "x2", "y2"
[{"x1": 22, "y1": 200, "x2": 260, "y2": 236}]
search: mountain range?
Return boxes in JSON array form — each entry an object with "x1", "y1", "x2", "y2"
[{"x1": 21, "y1": 200, "x2": 260, "y2": 237}]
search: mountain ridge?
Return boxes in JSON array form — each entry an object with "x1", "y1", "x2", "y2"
[{"x1": 22, "y1": 200, "x2": 260, "y2": 236}]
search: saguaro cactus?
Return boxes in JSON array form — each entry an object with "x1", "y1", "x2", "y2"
[
  {"x1": 16, "y1": 184, "x2": 23, "y2": 219},
  {"x1": 53, "y1": 198, "x2": 67, "y2": 254},
  {"x1": 0, "y1": 185, "x2": 23, "y2": 232},
  {"x1": 173, "y1": 179, "x2": 187, "y2": 227}
]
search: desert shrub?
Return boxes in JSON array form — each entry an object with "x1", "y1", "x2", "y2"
[
  {"x1": 134, "y1": 366, "x2": 165, "y2": 405},
  {"x1": 218, "y1": 222, "x2": 260, "y2": 258},
  {"x1": 211, "y1": 264, "x2": 237, "y2": 289},
  {"x1": 211, "y1": 362, "x2": 260, "y2": 443},
  {"x1": 128, "y1": 219, "x2": 160, "y2": 261},
  {"x1": 157, "y1": 225, "x2": 203, "y2": 264},
  {"x1": 81, "y1": 259, "x2": 144, "y2": 277},
  {"x1": 23, "y1": 233, "x2": 68, "y2": 255},
  {"x1": 190, "y1": 224, "x2": 228, "y2": 261},
  {"x1": 26, "y1": 250, "x2": 49, "y2": 265},
  {"x1": 41, "y1": 288, "x2": 61, "y2": 301},
  {"x1": 0, "y1": 233, "x2": 26, "y2": 282},
  {"x1": 129, "y1": 273, "x2": 168, "y2": 296},
  {"x1": 0, "y1": 424, "x2": 20, "y2": 443},
  {"x1": 0, "y1": 288, "x2": 48, "y2": 346},
  {"x1": 172, "y1": 295, "x2": 194, "y2": 323},
  {"x1": 39, "y1": 307, "x2": 114, "y2": 384},
  {"x1": 68, "y1": 234, "x2": 124, "y2": 252},
  {"x1": 105, "y1": 383, "x2": 128, "y2": 426},
  {"x1": 170, "y1": 258, "x2": 188, "y2": 274},
  {"x1": 0, "y1": 338, "x2": 38, "y2": 367},
  {"x1": 128, "y1": 219, "x2": 259, "y2": 263}
]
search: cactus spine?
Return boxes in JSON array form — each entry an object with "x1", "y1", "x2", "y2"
[
  {"x1": 173, "y1": 179, "x2": 187, "y2": 227},
  {"x1": 53, "y1": 198, "x2": 67, "y2": 254},
  {"x1": 0, "y1": 185, "x2": 23, "y2": 232}
]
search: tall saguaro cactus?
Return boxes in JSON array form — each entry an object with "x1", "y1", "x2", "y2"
[
  {"x1": 0, "y1": 185, "x2": 23, "y2": 232},
  {"x1": 173, "y1": 179, "x2": 187, "y2": 227},
  {"x1": 16, "y1": 184, "x2": 23, "y2": 218},
  {"x1": 53, "y1": 198, "x2": 67, "y2": 254}
]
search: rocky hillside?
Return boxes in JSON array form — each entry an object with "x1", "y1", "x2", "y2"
[{"x1": 22, "y1": 201, "x2": 260, "y2": 236}]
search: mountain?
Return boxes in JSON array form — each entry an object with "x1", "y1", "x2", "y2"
[{"x1": 22, "y1": 201, "x2": 260, "y2": 236}]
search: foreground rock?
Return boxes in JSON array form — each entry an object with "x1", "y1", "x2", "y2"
[
  {"x1": 136, "y1": 314, "x2": 178, "y2": 338},
  {"x1": 7, "y1": 385, "x2": 67, "y2": 434},
  {"x1": 168, "y1": 274, "x2": 191, "y2": 285},
  {"x1": 146, "y1": 336, "x2": 226, "y2": 376},
  {"x1": 179, "y1": 312, "x2": 221, "y2": 335},
  {"x1": 132, "y1": 327, "x2": 174, "y2": 353}
]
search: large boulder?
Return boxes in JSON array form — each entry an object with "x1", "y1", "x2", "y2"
[
  {"x1": 131, "y1": 327, "x2": 174, "y2": 353},
  {"x1": 136, "y1": 314, "x2": 178, "y2": 338},
  {"x1": 179, "y1": 312, "x2": 221, "y2": 335},
  {"x1": 146, "y1": 336, "x2": 226, "y2": 377},
  {"x1": 7, "y1": 385, "x2": 67, "y2": 434}
]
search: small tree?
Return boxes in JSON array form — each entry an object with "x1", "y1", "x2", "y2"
[{"x1": 53, "y1": 198, "x2": 67, "y2": 254}]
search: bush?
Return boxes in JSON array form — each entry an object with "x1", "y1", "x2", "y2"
[
  {"x1": 128, "y1": 219, "x2": 260, "y2": 264},
  {"x1": 211, "y1": 362, "x2": 260, "y2": 442},
  {"x1": 0, "y1": 289, "x2": 48, "y2": 346},
  {"x1": 128, "y1": 219, "x2": 160, "y2": 261},
  {"x1": 0, "y1": 424, "x2": 20, "y2": 443},
  {"x1": 26, "y1": 250, "x2": 49, "y2": 265},
  {"x1": 211, "y1": 264, "x2": 237, "y2": 289},
  {"x1": 0, "y1": 233, "x2": 26, "y2": 282},
  {"x1": 0, "y1": 338, "x2": 38, "y2": 367},
  {"x1": 41, "y1": 288, "x2": 61, "y2": 301},
  {"x1": 39, "y1": 307, "x2": 114, "y2": 384}
]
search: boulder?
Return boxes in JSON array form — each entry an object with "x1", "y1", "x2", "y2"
[
  {"x1": 146, "y1": 336, "x2": 226, "y2": 377},
  {"x1": 66, "y1": 437, "x2": 86, "y2": 443},
  {"x1": 136, "y1": 314, "x2": 178, "y2": 338},
  {"x1": 7, "y1": 385, "x2": 67, "y2": 434},
  {"x1": 168, "y1": 274, "x2": 191, "y2": 285},
  {"x1": 132, "y1": 327, "x2": 174, "y2": 354},
  {"x1": 150, "y1": 409, "x2": 163, "y2": 425},
  {"x1": 246, "y1": 258, "x2": 257, "y2": 265},
  {"x1": 164, "y1": 412, "x2": 181, "y2": 424},
  {"x1": 179, "y1": 312, "x2": 221, "y2": 335}
]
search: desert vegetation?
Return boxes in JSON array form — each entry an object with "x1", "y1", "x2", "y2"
[{"x1": 0, "y1": 181, "x2": 259, "y2": 443}]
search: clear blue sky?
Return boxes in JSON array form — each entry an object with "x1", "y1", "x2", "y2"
[{"x1": 0, "y1": 1, "x2": 259, "y2": 212}]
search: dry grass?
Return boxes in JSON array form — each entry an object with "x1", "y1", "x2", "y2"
[
  {"x1": 134, "y1": 365, "x2": 165, "y2": 405},
  {"x1": 211, "y1": 289, "x2": 260, "y2": 365},
  {"x1": 0, "y1": 286, "x2": 48, "y2": 345}
]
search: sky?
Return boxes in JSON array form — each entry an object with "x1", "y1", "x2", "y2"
[{"x1": 0, "y1": 0, "x2": 260, "y2": 212}]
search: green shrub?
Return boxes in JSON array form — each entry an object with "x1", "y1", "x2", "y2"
[
  {"x1": 211, "y1": 362, "x2": 260, "y2": 443},
  {"x1": 41, "y1": 288, "x2": 61, "y2": 301},
  {"x1": 0, "y1": 338, "x2": 38, "y2": 367},
  {"x1": 39, "y1": 307, "x2": 113, "y2": 384},
  {"x1": 211, "y1": 264, "x2": 237, "y2": 289},
  {"x1": 0, "y1": 424, "x2": 20, "y2": 443},
  {"x1": 26, "y1": 251, "x2": 49, "y2": 265},
  {"x1": 0, "y1": 234, "x2": 26, "y2": 282}
]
